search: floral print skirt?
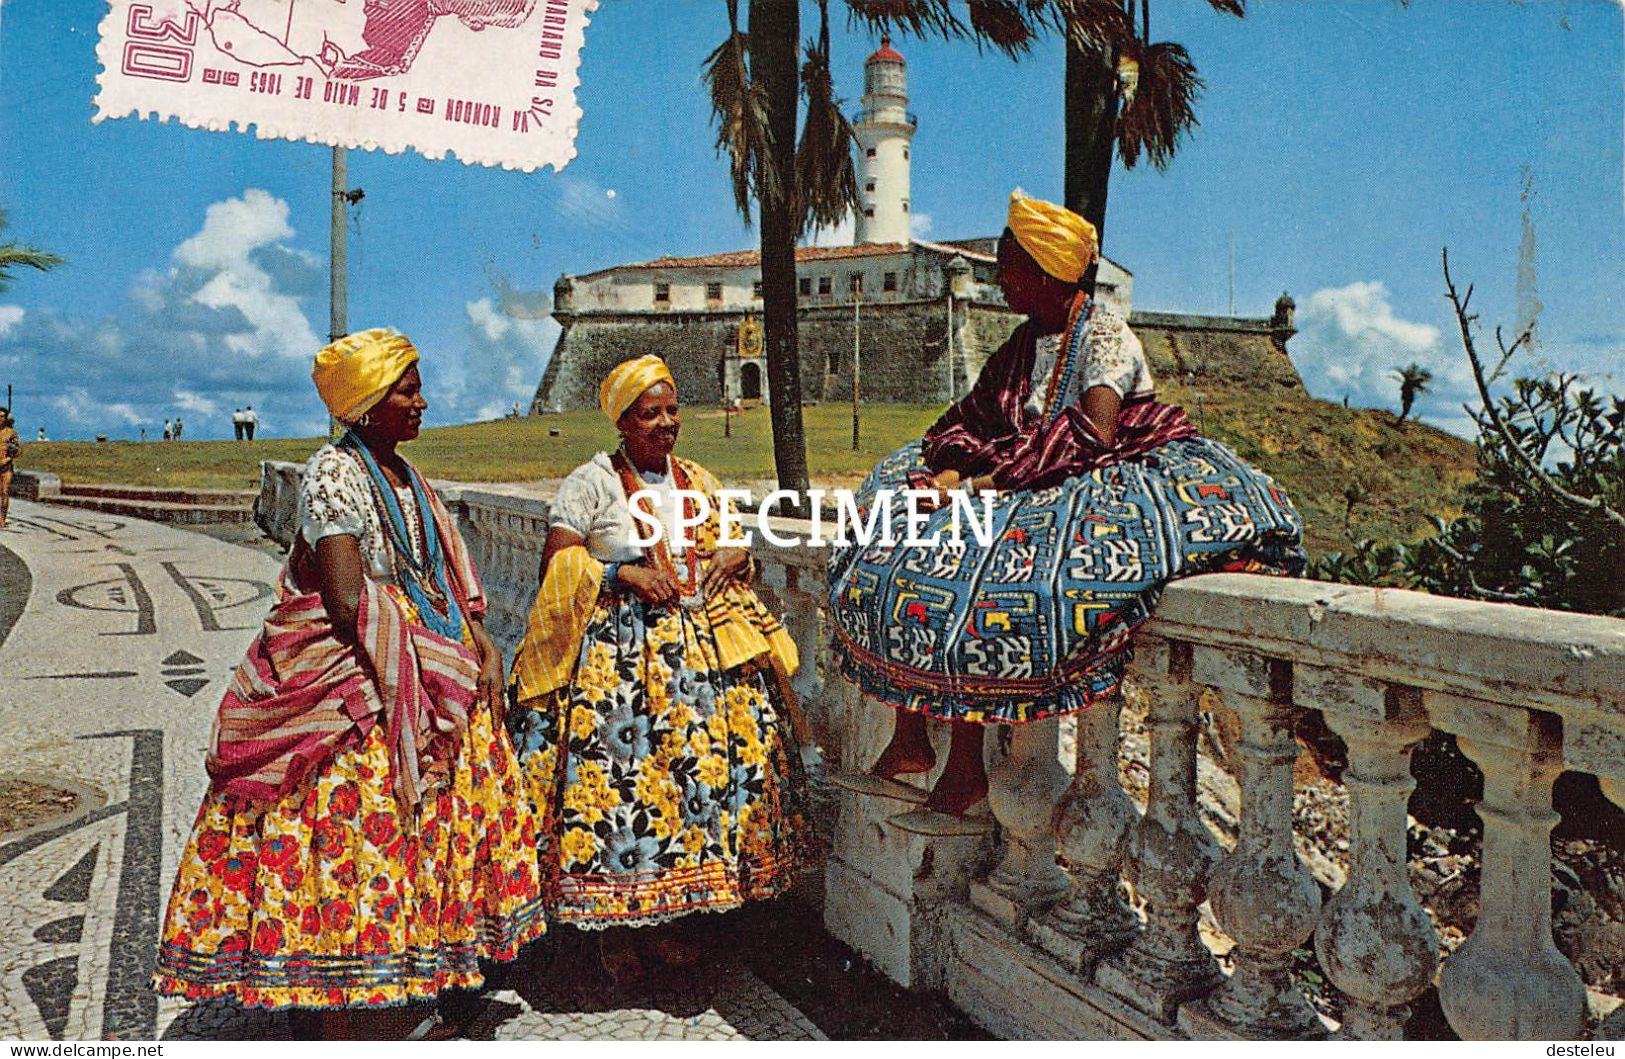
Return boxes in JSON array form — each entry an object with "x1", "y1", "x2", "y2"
[
  {"x1": 508, "y1": 590, "x2": 805, "y2": 929},
  {"x1": 152, "y1": 640, "x2": 545, "y2": 1009}
]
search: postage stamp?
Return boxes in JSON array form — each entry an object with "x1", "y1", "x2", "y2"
[{"x1": 93, "y1": 0, "x2": 597, "y2": 171}]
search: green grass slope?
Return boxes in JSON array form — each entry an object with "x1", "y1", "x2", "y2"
[{"x1": 21, "y1": 393, "x2": 1473, "y2": 557}]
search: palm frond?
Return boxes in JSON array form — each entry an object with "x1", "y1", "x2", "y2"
[
  {"x1": 1114, "y1": 40, "x2": 1200, "y2": 170},
  {"x1": 0, "y1": 207, "x2": 65, "y2": 292},
  {"x1": 843, "y1": 0, "x2": 966, "y2": 42},
  {"x1": 702, "y1": 7, "x2": 776, "y2": 223},
  {"x1": 1040, "y1": 0, "x2": 1136, "y2": 53},
  {"x1": 1203, "y1": 0, "x2": 1245, "y2": 16},
  {"x1": 796, "y1": 0, "x2": 861, "y2": 235},
  {"x1": 963, "y1": 1, "x2": 1045, "y2": 56}
]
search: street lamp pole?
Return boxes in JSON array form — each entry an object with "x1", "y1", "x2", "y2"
[{"x1": 851, "y1": 283, "x2": 861, "y2": 451}]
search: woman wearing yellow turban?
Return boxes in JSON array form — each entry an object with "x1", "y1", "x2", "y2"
[
  {"x1": 507, "y1": 355, "x2": 805, "y2": 982},
  {"x1": 153, "y1": 329, "x2": 544, "y2": 1038},
  {"x1": 828, "y1": 193, "x2": 1305, "y2": 816}
]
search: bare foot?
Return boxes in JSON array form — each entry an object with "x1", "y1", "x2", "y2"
[
  {"x1": 923, "y1": 769, "x2": 989, "y2": 817},
  {"x1": 869, "y1": 737, "x2": 936, "y2": 779}
]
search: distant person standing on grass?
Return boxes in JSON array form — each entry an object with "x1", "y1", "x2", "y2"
[
  {"x1": 163, "y1": 418, "x2": 172, "y2": 442},
  {"x1": 36, "y1": 427, "x2": 44, "y2": 442},
  {"x1": 0, "y1": 408, "x2": 19, "y2": 529},
  {"x1": 232, "y1": 408, "x2": 245, "y2": 441},
  {"x1": 174, "y1": 416, "x2": 184, "y2": 440},
  {"x1": 244, "y1": 405, "x2": 259, "y2": 440}
]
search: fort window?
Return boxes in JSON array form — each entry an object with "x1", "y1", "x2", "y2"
[
  {"x1": 849, "y1": 272, "x2": 864, "y2": 294},
  {"x1": 818, "y1": 276, "x2": 832, "y2": 295},
  {"x1": 798, "y1": 276, "x2": 812, "y2": 297},
  {"x1": 865, "y1": 147, "x2": 876, "y2": 158},
  {"x1": 865, "y1": 179, "x2": 876, "y2": 193},
  {"x1": 903, "y1": 147, "x2": 909, "y2": 160},
  {"x1": 883, "y1": 271, "x2": 898, "y2": 293},
  {"x1": 706, "y1": 282, "x2": 723, "y2": 301},
  {"x1": 653, "y1": 282, "x2": 670, "y2": 304},
  {"x1": 863, "y1": 207, "x2": 875, "y2": 218},
  {"x1": 901, "y1": 200, "x2": 909, "y2": 213},
  {"x1": 752, "y1": 280, "x2": 763, "y2": 299},
  {"x1": 827, "y1": 348, "x2": 840, "y2": 373}
]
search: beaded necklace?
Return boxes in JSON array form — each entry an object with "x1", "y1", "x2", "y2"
[
  {"x1": 1038, "y1": 293, "x2": 1094, "y2": 426},
  {"x1": 611, "y1": 449, "x2": 703, "y2": 609},
  {"x1": 340, "y1": 431, "x2": 464, "y2": 640}
]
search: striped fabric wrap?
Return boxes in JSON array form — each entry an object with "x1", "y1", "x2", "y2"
[{"x1": 207, "y1": 465, "x2": 486, "y2": 807}]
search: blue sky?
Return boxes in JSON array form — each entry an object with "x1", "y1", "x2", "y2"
[{"x1": 0, "y1": 0, "x2": 1619, "y2": 441}]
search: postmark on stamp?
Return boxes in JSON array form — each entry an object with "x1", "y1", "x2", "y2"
[{"x1": 94, "y1": 0, "x2": 597, "y2": 172}]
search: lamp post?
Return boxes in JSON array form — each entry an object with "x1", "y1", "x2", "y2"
[{"x1": 851, "y1": 279, "x2": 862, "y2": 451}]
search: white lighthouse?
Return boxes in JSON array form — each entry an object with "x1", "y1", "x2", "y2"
[{"x1": 853, "y1": 36, "x2": 915, "y2": 245}]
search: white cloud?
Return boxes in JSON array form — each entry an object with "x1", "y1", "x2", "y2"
[
  {"x1": 51, "y1": 389, "x2": 149, "y2": 428},
  {"x1": 1293, "y1": 280, "x2": 1477, "y2": 434},
  {"x1": 806, "y1": 213, "x2": 855, "y2": 248},
  {"x1": 170, "y1": 188, "x2": 319, "y2": 361},
  {"x1": 910, "y1": 212, "x2": 933, "y2": 239},
  {"x1": 0, "y1": 189, "x2": 329, "y2": 440},
  {"x1": 0, "y1": 306, "x2": 23, "y2": 339},
  {"x1": 444, "y1": 298, "x2": 559, "y2": 421}
]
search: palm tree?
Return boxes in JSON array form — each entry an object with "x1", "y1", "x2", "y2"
[
  {"x1": 0, "y1": 208, "x2": 63, "y2": 292},
  {"x1": 847, "y1": 1, "x2": 1241, "y2": 260},
  {"x1": 704, "y1": 0, "x2": 859, "y2": 504},
  {"x1": 1394, "y1": 362, "x2": 1433, "y2": 422}
]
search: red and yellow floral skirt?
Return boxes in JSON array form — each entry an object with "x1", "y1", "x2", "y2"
[{"x1": 152, "y1": 633, "x2": 544, "y2": 1009}]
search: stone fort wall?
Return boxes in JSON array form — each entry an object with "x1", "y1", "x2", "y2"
[{"x1": 533, "y1": 301, "x2": 1023, "y2": 412}]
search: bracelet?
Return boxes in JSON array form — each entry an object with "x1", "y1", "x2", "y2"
[{"x1": 602, "y1": 561, "x2": 623, "y2": 586}]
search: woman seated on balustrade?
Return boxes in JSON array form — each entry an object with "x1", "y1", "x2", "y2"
[
  {"x1": 827, "y1": 191, "x2": 1306, "y2": 817},
  {"x1": 508, "y1": 354, "x2": 807, "y2": 981},
  {"x1": 152, "y1": 329, "x2": 544, "y2": 1039}
]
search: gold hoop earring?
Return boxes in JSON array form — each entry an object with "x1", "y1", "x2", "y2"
[{"x1": 355, "y1": 413, "x2": 372, "y2": 428}]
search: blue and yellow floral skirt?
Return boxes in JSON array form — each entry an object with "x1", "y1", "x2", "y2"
[
  {"x1": 827, "y1": 437, "x2": 1306, "y2": 724},
  {"x1": 508, "y1": 590, "x2": 806, "y2": 929}
]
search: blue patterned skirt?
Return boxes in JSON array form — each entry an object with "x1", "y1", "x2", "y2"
[{"x1": 826, "y1": 438, "x2": 1306, "y2": 723}]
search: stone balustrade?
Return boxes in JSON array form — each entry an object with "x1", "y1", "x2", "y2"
[{"x1": 255, "y1": 462, "x2": 1625, "y2": 1040}]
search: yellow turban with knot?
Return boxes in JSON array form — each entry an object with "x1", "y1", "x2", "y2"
[
  {"x1": 312, "y1": 328, "x2": 420, "y2": 423},
  {"x1": 1007, "y1": 190, "x2": 1098, "y2": 284},
  {"x1": 600, "y1": 355, "x2": 676, "y2": 423}
]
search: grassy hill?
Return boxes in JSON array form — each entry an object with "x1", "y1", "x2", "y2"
[{"x1": 19, "y1": 392, "x2": 1475, "y2": 557}]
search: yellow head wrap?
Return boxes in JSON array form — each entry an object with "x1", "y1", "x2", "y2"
[
  {"x1": 1006, "y1": 190, "x2": 1098, "y2": 284},
  {"x1": 311, "y1": 328, "x2": 420, "y2": 422},
  {"x1": 600, "y1": 355, "x2": 676, "y2": 423}
]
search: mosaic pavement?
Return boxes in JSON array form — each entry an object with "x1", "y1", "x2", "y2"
[{"x1": 0, "y1": 500, "x2": 823, "y2": 1041}]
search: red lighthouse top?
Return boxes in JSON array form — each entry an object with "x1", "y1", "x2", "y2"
[{"x1": 868, "y1": 35, "x2": 904, "y2": 63}]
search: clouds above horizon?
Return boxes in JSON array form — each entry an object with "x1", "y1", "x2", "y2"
[
  {"x1": 0, "y1": 189, "x2": 557, "y2": 439},
  {"x1": 1291, "y1": 280, "x2": 1478, "y2": 435}
]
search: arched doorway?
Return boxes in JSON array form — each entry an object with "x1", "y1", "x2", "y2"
[{"x1": 740, "y1": 360, "x2": 763, "y2": 400}]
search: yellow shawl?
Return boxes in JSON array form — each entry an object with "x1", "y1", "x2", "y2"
[{"x1": 510, "y1": 456, "x2": 798, "y2": 705}]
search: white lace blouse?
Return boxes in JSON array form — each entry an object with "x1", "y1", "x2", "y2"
[
  {"x1": 1025, "y1": 306, "x2": 1153, "y2": 416},
  {"x1": 549, "y1": 451, "x2": 695, "y2": 579},
  {"x1": 298, "y1": 443, "x2": 424, "y2": 583}
]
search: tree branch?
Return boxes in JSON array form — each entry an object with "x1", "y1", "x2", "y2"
[{"x1": 1442, "y1": 247, "x2": 1625, "y2": 529}]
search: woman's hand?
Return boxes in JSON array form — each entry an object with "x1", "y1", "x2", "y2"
[
  {"x1": 468, "y1": 619, "x2": 505, "y2": 725},
  {"x1": 702, "y1": 547, "x2": 751, "y2": 596},
  {"x1": 618, "y1": 563, "x2": 681, "y2": 609},
  {"x1": 919, "y1": 468, "x2": 962, "y2": 511}
]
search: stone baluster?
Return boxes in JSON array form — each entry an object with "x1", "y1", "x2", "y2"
[
  {"x1": 1597, "y1": 776, "x2": 1625, "y2": 1042},
  {"x1": 779, "y1": 565, "x2": 828, "y2": 727},
  {"x1": 1029, "y1": 691, "x2": 1141, "y2": 972},
  {"x1": 973, "y1": 715, "x2": 1070, "y2": 926},
  {"x1": 1097, "y1": 639, "x2": 1223, "y2": 1023},
  {"x1": 1312, "y1": 678, "x2": 1437, "y2": 1040},
  {"x1": 1183, "y1": 652, "x2": 1323, "y2": 1039},
  {"x1": 1432, "y1": 696, "x2": 1586, "y2": 1040}
]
